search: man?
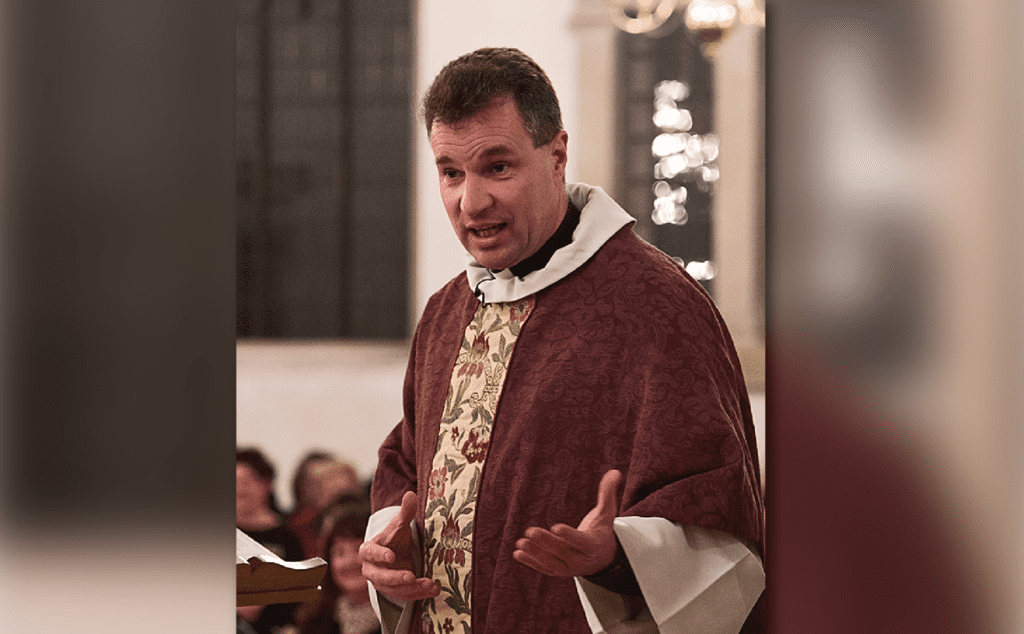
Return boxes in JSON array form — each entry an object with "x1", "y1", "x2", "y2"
[{"x1": 360, "y1": 47, "x2": 765, "y2": 634}]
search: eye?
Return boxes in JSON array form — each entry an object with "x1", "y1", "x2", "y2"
[
  {"x1": 492, "y1": 163, "x2": 509, "y2": 174},
  {"x1": 442, "y1": 168, "x2": 461, "y2": 180}
]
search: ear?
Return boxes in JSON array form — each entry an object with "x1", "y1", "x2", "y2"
[{"x1": 549, "y1": 130, "x2": 569, "y2": 178}]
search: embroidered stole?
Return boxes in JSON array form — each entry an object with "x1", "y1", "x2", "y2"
[{"x1": 422, "y1": 297, "x2": 535, "y2": 634}]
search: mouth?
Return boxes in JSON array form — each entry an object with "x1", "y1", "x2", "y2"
[{"x1": 470, "y1": 223, "x2": 506, "y2": 239}]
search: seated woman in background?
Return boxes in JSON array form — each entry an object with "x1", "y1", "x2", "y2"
[
  {"x1": 297, "y1": 493, "x2": 379, "y2": 634},
  {"x1": 294, "y1": 459, "x2": 363, "y2": 558},
  {"x1": 237, "y1": 446, "x2": 305, "y2": 634},
  {"x1": 287, "y1": 450, "x2": 336, "y2": 557}
]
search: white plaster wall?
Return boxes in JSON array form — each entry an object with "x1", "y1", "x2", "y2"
[
  {"x1": 236, "y1": 341, "x2": 410, "y2": 509},
  {"x1": 714, "y1": 23, "x2": 763, "y2": 350}
]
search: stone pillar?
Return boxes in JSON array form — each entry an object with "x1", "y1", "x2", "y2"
[
  {"x1": 713, "y1": 22, "x2": 765, "y2": 389},
  {"x1": 569, "y1": 0, "x2": 621, "y2": 198}
]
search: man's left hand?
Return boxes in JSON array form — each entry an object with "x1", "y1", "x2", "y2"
[{"x1": 512, "y1": 469, "x2": 622, "y2": 577}]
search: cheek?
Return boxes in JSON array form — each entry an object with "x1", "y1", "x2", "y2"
[
  {"x1": 331, "y1": 540, "x2": 363, "y2": 570},
  {"x1": 335, "y1": 551, "x2": 357, "y2": 568},
  {"x1": 440, "y1": 192, "x2": 463, "y2": 224}
]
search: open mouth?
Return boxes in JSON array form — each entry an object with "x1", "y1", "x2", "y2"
[{"x1": 471, "y1": 224, "x2": 506, "y2": 238}]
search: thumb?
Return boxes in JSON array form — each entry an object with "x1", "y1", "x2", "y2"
[
  {"x1": 593, "y1": 469, "x2": 622, "y2": 522},
  {"x1": 397, "y1": 490, "x2": 419, "y2": 524},
  {"x1": 379, "y1": 490, "x2": 418, "y2": 543}
]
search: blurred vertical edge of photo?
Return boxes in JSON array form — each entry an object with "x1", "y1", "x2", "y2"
[
  {"x1": 769, "y1": 1, "x2": 1022, "y2": 634},
  {"x1": 0, "y1": 0, "x2": 237, "y2": 632}
]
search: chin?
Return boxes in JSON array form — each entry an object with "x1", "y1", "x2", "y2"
[
  {"x1": 478, "y1": 261, "x2": 509, "y2": 271},
  {"x1": 471, "y1": 253, "x2": 515, "y2": 271}
]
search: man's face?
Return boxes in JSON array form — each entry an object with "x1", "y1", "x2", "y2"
[{"x1": 430, "y1": 97, "x2": 569, "y2": 271}]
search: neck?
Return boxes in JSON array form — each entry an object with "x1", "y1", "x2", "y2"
[{"x1": 509, "y1": 197, "x2": 580, "y2": 279}]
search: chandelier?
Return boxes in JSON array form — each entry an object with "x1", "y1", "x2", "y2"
[{"x1": 609, "y1": 0, "x2": 764, "y2": 58}]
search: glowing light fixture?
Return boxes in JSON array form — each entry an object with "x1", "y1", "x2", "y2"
[
  {"x1": 609, "y1": 0, "x2": 763, "y2": 59},
  {"x1": 607, "y1": 0, "x2": 677, "y2": 35}
]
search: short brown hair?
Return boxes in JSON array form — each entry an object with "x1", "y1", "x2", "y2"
[
  {"x1": 422, "y1": 47, "x2": 563, "y2": 147},
  {"x1": 237, "y1": 446, "x2": 275, "y2": 482}
]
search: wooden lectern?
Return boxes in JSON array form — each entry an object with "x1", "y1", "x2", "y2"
[{"x1": 237, "y1": 528, "x2": 328, "y2": 607}]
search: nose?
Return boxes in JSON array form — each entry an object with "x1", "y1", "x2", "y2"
[{"x1": 460, "y1": 174, "x2": 493, "y2": 218}]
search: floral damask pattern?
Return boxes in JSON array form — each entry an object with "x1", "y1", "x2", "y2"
[{"x1": 422, "y1": 297, "x2": 534, "y2": 634}]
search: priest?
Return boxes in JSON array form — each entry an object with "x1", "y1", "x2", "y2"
[{"x1": 359, "y1": 47, "x2": 765, "y2": 634}]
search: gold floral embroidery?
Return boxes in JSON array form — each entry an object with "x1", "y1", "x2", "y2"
[{"x1": 422, "y1": 297, "x2": 534, "y2": 634}]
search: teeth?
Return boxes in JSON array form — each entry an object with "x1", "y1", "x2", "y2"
[{"x1": 473, "y1": 225, "x2": 503, "y2": 238}]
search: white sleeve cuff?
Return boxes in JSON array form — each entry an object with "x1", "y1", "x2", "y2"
[{"x1": 575, "y1": 518, "x2": 765, "y2": 634}]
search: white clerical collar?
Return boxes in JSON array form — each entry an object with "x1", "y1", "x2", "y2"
[{"x1": 466, "y1": 183, "x2": 635, "y2": 303}]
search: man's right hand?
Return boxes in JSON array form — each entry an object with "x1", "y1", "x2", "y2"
[{"x1": 359, "y1": 490, "x2": 440, "y2": 602}]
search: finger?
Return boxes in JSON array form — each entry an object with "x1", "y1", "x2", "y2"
[
  {"x1": 592, "y1": 469, "x2": 622, "y2": 520},
  {"x1": 513, "y1": 549, "x2": 563, "y2": 576},
  {"x1": 521, "y1": 527, "x2": 588, "y2": 559},
  {"x1": 521, "y1": 532, "x2": 604, "y2": 578},
  {"x1": 549, "y1": 523, "x2": 597, "y2": 552},
  {"x1": 363, "y1": 564, "x2": 417, "y2": 587},
  {"x1": 374, "y1": 577, "x2": 441, "y2": 602},
  {"x1": 512, "y1": 548, "x2": 566, "y2": 577},
  {"x1": 359, "y1": 541, "x2": 397, "y2": 565},
  {"x1": 397, "y1": 490, "x2": 419, "y2": 524},
  {"x1": 375, "y1": 491, "x2": 418, "y2": 544},
  {"x1": 516, "y1": 533, "x2": 575, "y2": 570}
]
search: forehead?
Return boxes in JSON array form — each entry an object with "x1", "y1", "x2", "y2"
[{"x1": 429, "y1": 98, "x2": 532, "y2": 158}]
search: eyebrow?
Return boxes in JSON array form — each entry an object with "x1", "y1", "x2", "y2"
[{"x1": 435, "y1": 144, "x2": 515, "y2": 166}]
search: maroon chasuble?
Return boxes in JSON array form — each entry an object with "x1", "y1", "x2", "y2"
[{"x1": 372, "y1": 226, "x2": 765, "y2": 633}]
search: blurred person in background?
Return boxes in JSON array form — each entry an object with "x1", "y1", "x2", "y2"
[
  {"x1": 308, "y1": 460, "x2": 363, "y2": 512},
  {"x1": 238, "y1": 446, "x2": 306, "y2": 634},
  {"x1": 295, "y1": 459, "x2": 364, "y2": 558},
  {"x1": 297, "y1": 493, "x2": 380, "y2": 634},
  {"x1": 288, "y1": 450, "x2": 338, "y2": 557}
]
